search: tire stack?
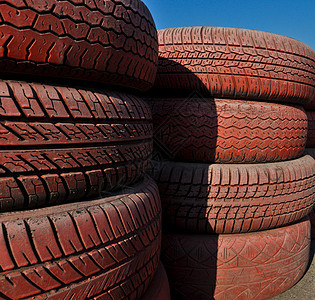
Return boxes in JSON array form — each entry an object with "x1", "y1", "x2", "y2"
[
  {"x1": 305, "y1": 111, "x2": 315, "y2": 238},
  {"x1": 146, "y1": 27, "x2": 315, "y2": 299},
  {"x1": 0, "y1": 1, "x2": 170, "y2": 299}
]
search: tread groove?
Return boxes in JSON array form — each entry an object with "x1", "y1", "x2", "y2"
[
  {"x1": 0, "y1": 0, "x2": 158, "y2": 91},
  {"x1": 0, "y1": 80, "x2": 153, "y2": 212},
  {"x1": 156, "y1": 26, "x2": 315, "y2": 106},
  {"x1": 151, "y1": 156, "x2": 315, "y2": 234}
]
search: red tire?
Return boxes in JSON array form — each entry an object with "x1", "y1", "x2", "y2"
[
  {"x1": 306, "y1": 111, "x2": 315, "y2": 147},
  {"x1": 156, "y1": 27, "x2": 315, "y2": 107},
  {"x1": 162, "y1": 218, "x2": 311, "y2": 300},
  {"x1": 0, "y1": 0, "x2": 158, "y2": 91},
  {"x1": 0, "y1": 79, "x2": 153, "y2": 212},
  {"x1": 148, "y1": 97, "x2": 307, "y2": 163},
  {"x1": 0, "y1": 177, "x2": 161, "y2": 299},
  {"x1": 151, "y1": 155, "x2": 315, "y2": 234},
  {"x1": 304, "y1": 151, "x2": 315, "y2": 239},
  {"x1": 142, "y1": 263, "x2": 171, "y2": 300},
  {"x1": 310, "y1": 208, "x2": 315, "y2": 239}
]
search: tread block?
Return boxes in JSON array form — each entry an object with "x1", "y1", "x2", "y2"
[
  {"x1": 156, "y1": 26, "x2": 315, "y2": 107},
  {"x1": 0, "y1": 178, "x2": 161, "y2": 299},
  {"x1": 150, "y1": 155, "x2": 315, "y2": 234},
  {"x1": 0, "y1": 0, "x2": 158, "y2": 91},
  {"x1": 0, "y1": 80, "x2": 152, "y2": 212}
]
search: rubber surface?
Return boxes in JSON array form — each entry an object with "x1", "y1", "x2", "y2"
[
  {"x1": 0, "y1": 177, "x2": 161, "y2": 299},
  {"x1": 306, "y1": 111, "x2": 315, "y2": 147},
  {"x1": 0, "y1": 79, "x2": 153, "y2": 213},
  {"x1": 0, "y1": 0, "x2": 158, "y2": 91},
  {"x1": 304, "y1": 149, "x2": 315, "y2": 238},
  {"x1": 142, "y1": 263, "x2": 171, "y2": 300},
  {"x1": 310, "y1": 209, "x2": 315, "y2": 239},
  {"x1": 150, "y1": 155, "x2": 315, "y2": 234},
  {"x1": 155, "y1": 27, "x2": 315, "y2": 107},
  {"x1": 161, "y1": 218, "x2": 311, "y2": 300},
  {"x1": 148, "y1": 97, "x2": 307, "y2": 163}
]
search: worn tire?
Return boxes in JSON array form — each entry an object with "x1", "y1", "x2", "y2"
[
  {"x1": 148, "y1": 97, "x2": 307, "y2": 163},
  {"x1": 0, "y1": 79, "x2": 153, "y2": 212},
  {"x1": 0, "y1": 0, "x2": 158, "y2": 91},
  {"x1": 306, "y1": 111, "x2": 315, "y2": 147},
  {"x1": 304, "y1": 148, "x2": 315, "y2": 238},
  {"x1": 310, "y1": 209, "x2": 315, "y2": 239},
  {"x1": 150, "y1": 155, "x2": 315, "y2": 234},
  {"x1": 0, "y1": 177, "x2": 161, "y2": 299},
  {"x1": 142, "y1": 263, "x2": 171, "y2": 300},
  {"x1": 161, "y1": 218, "x2": 311, "y2": 300},
  {"x1": 156, "y1": 27, "x2": 315, "y2": 107}
]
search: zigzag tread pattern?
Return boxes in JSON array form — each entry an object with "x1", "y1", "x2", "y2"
[
  {"x1": 0, "y1": 0, "x2": 158, "y2": 91},
  {"x1": 161, "y1": 218, "x2": 310, "y2": 300},
  {"x1": 306, "y1": 111, "x2": 315, "y2": 147},
  {"x1": 147, "y1": 98, "x2": 308, "y2": 163},
  {"x1": 155, "y1": 27, "x2": 315, "y2": 106},
  {"x1": 150, "y1": 155, "x2": 315, "y2": 234},
  {"x1": 0, "y1": 178, "x2": 161, "y2": 299},
  {"x1": 0, "y1": 80, "x2": 153, "y2": 212}
]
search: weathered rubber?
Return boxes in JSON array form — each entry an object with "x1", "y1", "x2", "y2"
[
  {"x1": 148, "y1": 97, "x2": 307, "y2": 163},
  {"x1": 156, "y1": 27, "x2": 315, "y2": 107},
  {"x1": 0, "y1": 0, "x2": 158, "y2": 91},
  {"x1": 142, "y1": 263, "x2": 171, "y2": 300},
  {"x1": 304, "y1": 149, "x2": 315, "y2": 238},
  {"x1": 310, "y1": 209, "x2": 315, "y2": 239},
  {"x1": 0, "y1": 79, "x2": 153, "y2": 212},
  {"x1": 306, "y1": 111, "x2": 315, "y2": 147},
  {"x1": 150, "y1": 155, "x2": 315, "y2": 234},
  {"x1": 0, "y1": 177, "x2": 161, "y2": 299},
  {"x1": 162, "y1": 218, "x2": 311, "y2": 300}
]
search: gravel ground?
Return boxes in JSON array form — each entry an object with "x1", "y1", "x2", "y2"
[{"x1": 271, "y1": 239, "x2": 315, "y2": 299}]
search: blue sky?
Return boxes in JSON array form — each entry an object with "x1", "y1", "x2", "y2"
[{"x1": 145, "y1": 0, "x2": 315, "y2": 50}]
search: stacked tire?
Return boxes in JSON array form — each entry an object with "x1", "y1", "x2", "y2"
[
  {"x1": 0, "y1": 1, "x2": 170, "y2": 299},
  {"x1": 306, "y1": 111, "x2": 315, "y2": 238},
  {"x1": 147, "y1": 27, "x2": 315, "y2": 299}
]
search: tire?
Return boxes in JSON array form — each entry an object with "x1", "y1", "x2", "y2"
[
  {"x1": 142, "y1": 263, "x2": 171, "y2": 300},
  {"x1": 0, "y1": 0, "x2": 158, "y2": 91},
  {"x1": 310, "y1": 208, "x2": 315, "y2": 239},
  {"x1": 148, "y1": 97, "x2": 307, "y2": 163},
  {"x1": 0, "y1": 177, "x2": 161, "y2": 299},
  {"x1": 305, "y1": 149, "x2": 315, "y2": 239},
  {"x1": 0, "y1": 79, "x2": 153, "y2": 213},
  {"x1": 156, "y1": 27, "x2": 315, "y2": 107},
  {"x1": 306, "y1": 111, "x2": 315, "y2": 147},
  {"x1": 150, "y1": 155, "x2": 315, "y2": 234},
  {"x1": 161, "y1": 218, "x2": 311, "y2": 300},
  {"x1": 305, "y1": 151, "x2": 315, "y2": 239}
]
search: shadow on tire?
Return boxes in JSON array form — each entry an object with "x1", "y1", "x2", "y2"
[{"x1": 147, "y1": 58, "x2": 219, "y2": 299}]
